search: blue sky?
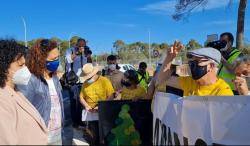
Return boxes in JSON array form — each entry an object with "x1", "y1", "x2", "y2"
[{"x1": 0, "y1": 0, "x2": 249, "y2": 54}]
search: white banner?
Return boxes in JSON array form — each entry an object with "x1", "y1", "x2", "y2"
[{"x1": 153, "y1": 92, "x2": 250, "y2": 145}]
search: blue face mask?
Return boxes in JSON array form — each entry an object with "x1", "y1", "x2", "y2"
[
  {"x1": 87, "y1": 78, "x2": 95, "y2": 84},
  {"x1": 46, "y1": 59, "x2": 60, "y2": 72}
]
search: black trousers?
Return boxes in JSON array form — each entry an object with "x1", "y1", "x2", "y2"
[
  {"x1": 83, "y1": 121, "x2": 100, "y2": 146},
  {"x1": 69, "y1": 84, "x2": 83, "y2": 127}
]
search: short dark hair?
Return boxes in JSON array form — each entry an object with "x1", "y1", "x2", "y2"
[
  {"x1": 0, "y1": 39, "x2": 27, "y2": 88},
  {"x1": 220, "y1": 32, "x2": 234, "y2": 45},
  {"x1": 124, "y1": 70, "x2": 139, "y2": 85},
  {"x1": 77, "y1": 38, "x2": 86, "y2": 44},
  {"x1": 107, "y1": 55, "x2": 117, "y2": 61},
  {"x1": 86, "y1": 50, "x2": 92, "y2": 55},
  {"x1": 139, "y1": 62, "x2": 147, "y2": 69}
]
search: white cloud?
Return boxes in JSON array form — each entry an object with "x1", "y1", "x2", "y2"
[
  {"x1": 102, "y1": 22, "x2": 136, "y2": 28},
  {"x1": 205, "y1": 20, "x2": 235, "y2": 26},
  {"x1": 138, "y1": 1, "x2": 176, "y2": 15},
  {"x1": 139, "y1": 0, "x2": 238, "y2": 15}
]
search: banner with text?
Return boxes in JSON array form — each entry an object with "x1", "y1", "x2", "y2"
[{"x1": 153, "y1": 92, "x2": 250, "y2": 145}]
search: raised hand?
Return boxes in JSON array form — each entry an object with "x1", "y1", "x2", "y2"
[
  {"x1": 233, "y1": 76, "x2": 249, "y2": 95},
  {"x1": 167, "y1": 40, "x2": 184, "y2": 59}
]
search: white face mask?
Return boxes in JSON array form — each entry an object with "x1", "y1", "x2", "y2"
[
  {"x1": 245, "y1": 77, "x2": 250, "y2": 88},
  {"x1": 12, "y1": 66, "x2": 31, "y2": 85},
  {"x1": 108, "y1": 64, "x2": 116, "y2": 71},
  {"x1": 87, "y1": 78, "x2": 95, "y2": 84}
]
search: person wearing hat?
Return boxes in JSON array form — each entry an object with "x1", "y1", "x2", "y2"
[
  {"x1": 157, "y1": 41, "x2": 233, "y2": 97},
  {"x1": 79, "y1": 63, "x2": 114, "y2": 146}
]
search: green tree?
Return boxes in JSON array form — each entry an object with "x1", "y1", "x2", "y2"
[
  {"x1": 113, "y1": 40, "x2": 126, "y2": 54},
  {"x1": 70, "y1": 36, "x2": 81, "y2": 48},
  {"x1": 50, "y1": 37, "x2": 62, "y2": 43},
  {"x1": 27, "y1": 38, "x2": 39, "y2": 48},
  {"x1": 17, "y1": 41, "x2": 25, "y2": 46},
  {"x1": 186, "y1": 39, "x2": 202, "y2": 50},
  {"x1": 159, "y1": 43, "x2": 169, "y2": 51}
]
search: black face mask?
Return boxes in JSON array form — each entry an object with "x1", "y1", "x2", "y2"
[
  {"x1": 188, "y1": 60, "x2": 208, "y2": 80},
  {"x1": 121, "y1": 79, "x2": 132, "y2": 87}
]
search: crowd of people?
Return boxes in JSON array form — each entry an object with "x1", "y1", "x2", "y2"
[{"x1": 0, "y1": 31, "x2": 249, "y2": 145}]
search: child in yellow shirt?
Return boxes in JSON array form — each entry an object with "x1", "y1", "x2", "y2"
[{"x1": 120, "y1": 70, "x2": 146, "y2": 100}]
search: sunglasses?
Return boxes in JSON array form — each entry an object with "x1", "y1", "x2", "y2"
[
  {"x1": 40, "y1": 39, "x2": 58, "y2": 52},
  {"x1": 40, "y1": 39, "x2": 50, "y2": 47}
]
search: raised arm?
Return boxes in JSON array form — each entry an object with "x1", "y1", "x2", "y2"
[{"x1": 156, "y1": 41, "x2": 184, "y2": 87}]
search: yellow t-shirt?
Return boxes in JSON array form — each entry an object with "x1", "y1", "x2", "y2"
[
  {"x1": 80, "y1": 76, "x2": 114, "y2": 108},
  {"x1": 121, "y1": 86, "x2": 146, "y2": 100},
  {"x1": 179, "y1": 77, "x2": 234, "y2": 97}
]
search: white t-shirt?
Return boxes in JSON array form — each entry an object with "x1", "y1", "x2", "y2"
[{"x1": 46, "y1": 79, "x2": 62, "y2": 143}]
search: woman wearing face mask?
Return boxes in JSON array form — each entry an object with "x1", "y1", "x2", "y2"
[
  {"x1": 0, "y1": 39, "x2": 47, "y2": 145},
  {"x1": 120, "y1": 70, "x2": 146, "y2": 100},
  {"x1": 17, "y1": 39, "x2": 64, "y2": 145},
  {"x1": 80, "y1": 63, "x2": 114, "y2": 146},
  {"x1": 233, "y1": 56, "x2": 250, "y2": 95}
]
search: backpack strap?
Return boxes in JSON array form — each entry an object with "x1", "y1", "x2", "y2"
[{"x1": 70, "y1": 49, "x2": 74, "y2": 71}]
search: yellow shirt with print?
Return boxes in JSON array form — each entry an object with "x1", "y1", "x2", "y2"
[
  {"x1": 179, "y1": 76, "x2": 234, "y2": 97},
  {"x1": 121, "y1": 86, "x2": 146, "y2": 100},
  {"x1": 80, "y1": 76, "x2": 114, "y2": 108}
]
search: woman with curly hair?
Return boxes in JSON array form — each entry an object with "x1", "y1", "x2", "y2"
[
  {"x1": 0, "y1": 39, "x2": 47, "y2": 145},
  {"x1": 17, "y1": 39, "x2": 64, "y2": 145}
]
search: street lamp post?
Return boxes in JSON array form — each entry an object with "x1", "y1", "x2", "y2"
[
  {"x1": 21, "y1": 17, "x2": 27, "y2": 47},
  {"x1": 148, "y1": 29, "x2": 151, "y2": 67}
]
